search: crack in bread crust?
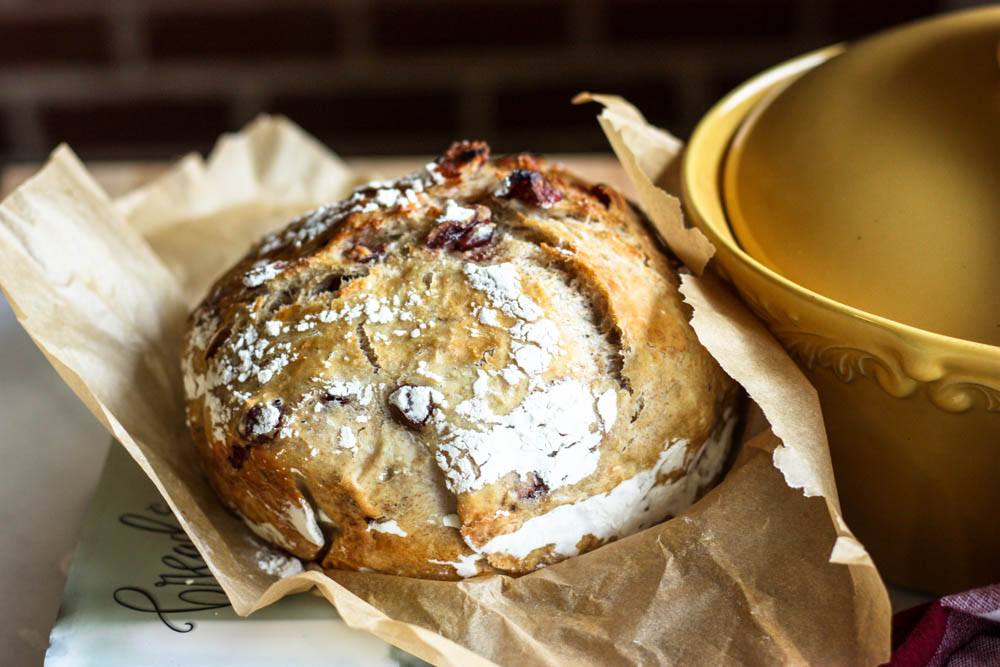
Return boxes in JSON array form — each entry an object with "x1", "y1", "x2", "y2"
[{"x1": 182, "y1": 142, "x2": 738, "y2": 580}]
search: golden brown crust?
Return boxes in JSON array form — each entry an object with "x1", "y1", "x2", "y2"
[{"x1": 182, "y1": 142, "x2": 737, "y2": 580}]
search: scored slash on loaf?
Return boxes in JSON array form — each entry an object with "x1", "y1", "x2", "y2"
[{"x1": 181, "y1": 141, "x2": 739, "y2": 580}]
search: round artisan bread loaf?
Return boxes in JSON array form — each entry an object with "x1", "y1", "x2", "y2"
[{"x1": 182, "y1": 141, "x2": 739, "y2": 580}]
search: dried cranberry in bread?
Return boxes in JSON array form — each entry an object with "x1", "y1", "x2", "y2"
[{"x1": 182, "y1": 142, "x2": 739, "y2": 580}]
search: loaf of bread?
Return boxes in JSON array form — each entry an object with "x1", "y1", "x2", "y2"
[{"x1": 182, "y1": 142, "x2": 738, "y2": 579}]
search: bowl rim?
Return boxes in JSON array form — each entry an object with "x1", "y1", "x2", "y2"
[{"x1": 682, "y1": 44, "x2": 1000, "y2": 361}]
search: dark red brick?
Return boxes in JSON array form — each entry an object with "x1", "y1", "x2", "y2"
[
  {"x1": 829, "y1": 0, "x2": 939, "y2": 41},
  {"x1": 710, "y1": 69, "x2": 761, "y2": 106},
  {"x1": 373, "y1": 1, "x2": 570, "y2": 52},
  {"x1": 496, "y1": 79, "x2": 680, "y2": 151},
  {"x1": 148, "y1": 7, "x2": 341, "y2": 60},
  {"x1": 42, "y1": 99, "x2": 231, "y2": 157},
  {"x1": 0, "y1": 111, "x2": 12, "y2": 156},
  {"x1": 269, "y1": 89, "x2": 460, "y2": 155},
  {"x1": 605, "y1": 0, "x2": 797, "y2": 42},
  {"x1": 0, "y1": 15, "x2": 112, "y2": 65}
]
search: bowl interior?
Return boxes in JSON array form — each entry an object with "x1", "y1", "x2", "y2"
[
  {"x1": 723, "y1": 7, "x2": 1000, "y2": 347},
  {"x1": 682, "y1": 41, "x2": 1000, "y2": 365}
]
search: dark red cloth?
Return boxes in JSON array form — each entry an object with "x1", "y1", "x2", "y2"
[{"x1": 887, "y1": 585, "x2": 1000, "y2": 666}]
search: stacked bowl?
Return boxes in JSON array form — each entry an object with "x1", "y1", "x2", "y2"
[{"x1": 682, "y1": 7, "x2": 1000, "y2": 593}]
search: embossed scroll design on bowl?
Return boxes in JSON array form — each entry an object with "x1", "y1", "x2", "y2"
[{"x1": 722, "y1": 269, "x2": 1000, "y2": 414}]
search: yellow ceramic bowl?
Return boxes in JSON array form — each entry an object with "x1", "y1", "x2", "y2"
[{"x1": 682, "y1": 11, "x2": 1000, "y2": 594}]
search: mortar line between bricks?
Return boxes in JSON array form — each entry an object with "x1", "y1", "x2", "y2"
[{"x1": 0, "y1": 43, "x2": 808, "y2": 101}]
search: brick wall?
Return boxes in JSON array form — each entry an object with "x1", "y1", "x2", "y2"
[{"x1": 0, "y1": 0, "x2": 987, "y2": 162}]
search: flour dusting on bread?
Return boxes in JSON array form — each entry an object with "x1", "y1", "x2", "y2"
[{"x1": 182, "y1": 141, "x2": 738, "y2": 579}]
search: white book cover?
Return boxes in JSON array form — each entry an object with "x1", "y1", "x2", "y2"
[{"x1": 46, "y1": 443, "x2": 429, "y2": 667}]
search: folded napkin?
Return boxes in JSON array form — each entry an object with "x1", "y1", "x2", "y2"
[{"x1": 888, "y1": 584, "x2": 1000, "y2": 666}]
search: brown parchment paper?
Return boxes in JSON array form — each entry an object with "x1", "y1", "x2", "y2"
[{"x1": 0, "y1": 110, "x2": 890, "y2": 665}]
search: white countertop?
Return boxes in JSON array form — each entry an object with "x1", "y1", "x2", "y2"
[{"x1": 0, "y1": 297, "x2": 110, "y2": 665}]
